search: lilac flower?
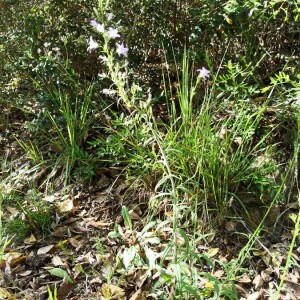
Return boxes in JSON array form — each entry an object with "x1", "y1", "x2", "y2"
[
  {"x1": 90, "y1": 19, "x2": 97, "y2": 27},
  {"x1": 99, "y1": 55, "x2": 109, "y2": 62},
  {"x1": 197, "y1": 67, "x2": 210, "y2": 79},
  {"x1": 107, "y1": 13, "x2": 114, "y2": 21},
  {"x1": 116, "y1": 42, "x2": 128, "y2": 57},
  {"x1": 95, "y1": 23, "x2": 104, "y2": 33},
  {"x1": 107, "y1": 27, "x2": 120, "y2": 39},
  {"x1": 90, "y1": 19, "x2": 104, "y2": 33},
  {"x1": 87, "y1": 36, "x2": 98, "y2": 52}
]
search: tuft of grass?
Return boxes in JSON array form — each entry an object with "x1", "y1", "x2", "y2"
[
  {"x1": 16, "y1": 81, "x2": 96, "y2": 186},
  {"x1": 43, "y1": 84, "x2": 94, "y2": 185},
  {"x1": 271, "y1": 111, "x2": 300, "y2": 298},
  {"x1": 3, "y1": 189, "x2": 52, "y2": 243},
  {"x1": 16, "y1": 139, "x2": 45, "y2": 165},
  {"x1": 4, "y1": 217, "x2": 31, "y2": 243}
]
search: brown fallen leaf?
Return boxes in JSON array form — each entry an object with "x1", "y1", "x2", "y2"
[
  {"x1": 253, "y1": 275, "x2": 264, "y2": 290},
  {"x1": 10, "y1": 255, "x2": 27, "y2": 266},
  {"x1": 129, "y1": 210, "x2": 141, "y2": 220},
  {"x1": 134, "y1": 270, "x2": 151, "y2": 288},
  {"x1": 0, "y1": 259, "x2": 5, "y2": 268},
  {"x1": 283, "y1": 279, "x2": 300, "y2": 299},
  {"x1": 57, "y1": 281, "x2": 78, "y2": 300},
  {"x1": 93, "y1": 192, "x2": 108, "y2": 204},
  {"x1": 292, "y1": 252, "x2": 300, "y2": 262},
  {"x1": 77, "y1": 252, "x2": 95, "y2": 265},
  {"x1": 97, "y1": 174, "x2": 111, "y2": 188},
  {"x1": 44, "y1": 194, "x2": 56, "y2": 202},
  {"x1": 207, "y1": 248, "x2": 219, "y2": 258},
  {"x1": 165, "y1": 211, "x2": 173, "y2": 218},
  {"x1": 68, "y1": 237, "x2": 80, "y2": 248},
  {"x1": 286, "y1": 202, "x2": 300, "y2": 209},
  {"x1": 3, "y1": 252, "x2": 23, "y2": 264},
  {"x1": 247, "y1": 291, "x2": 261, "y2": 300},
  {"x1": 261, "y1": 268, "x2": 273, "y2": 282},
  {"x1": 252, "y1": 250, "x2": 271, "y2": 266},
  {"x1": 90, "y1": 277, "x2": 102, "y2": 284},
  {"x1": 18, "y1": 270, "x2": 33, "y2": 276},
  {"x1": 52, "y1": 255, "x2": 66, "y2": 266},
  {"x1": 237, "y1": 273, "x2": 252, "y2": 283},
  {"x1": 86, "y1": 220, "x2": 112, "y2": 228},
  {"x1": 225, "y1": 221, "x2": 236, "y2": 231},
  {"x1": 235, "y1": 284, "x2": 248, "y2": 297},
  {"x1": 5, "y1": 206, "x2": 19, "y2": 216},
  {"x1": 37, "y1": 244, "x2": 55, "y2": 255},
  {"x1": 129, "y1": 289, "x2": 147, "y2": 300},
  {"x1": 52, "y1": 226, "x2": 68, "y2": 237},
  {"x1": 101, "y1": 283, "x2": 125, "y2": 299},
  {"x1": 57, "y1": 199, "x2": 73, "y2": 213},
  {"x1": 62, "y1": 217, "x2": 78, "y2": 225},
  {"x1": 24, "y1": 234, "x2": 37, "y2": 244},
  {"x1": 70, "y1": 225, "x2": 90, "y2": 234},
  {"x1": 213, "y1": 269, "x2": 225, "y2": 279}
]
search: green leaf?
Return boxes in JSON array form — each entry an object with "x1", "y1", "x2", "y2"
[
  {"x1": 140, "y1": 220, "x2": 157, "y2": 235},
  {"x1": 48, "y1": 268, "x2": 73, "y2": 283},
  {"x1": 178, "y1": 228, "x2": 190, "y2": 253},
  {"x1": 145, "y1": 247, "x2": 158, "y2": 268},
  {"x1": 261, "y1": 86, "x2": 271, "y2": 93},
  {"x1": 289, "y1": 213, "x2": 297, "y2": 223},
  {"x1": 122, "y1": 246, "x2": 136, "y2": 269},
  {"x1": 121, "y1": 206, "x2": 132, "y2": 230},
  {"x1": 173, "y1": 263, "x2": 182, "y2": 291}
]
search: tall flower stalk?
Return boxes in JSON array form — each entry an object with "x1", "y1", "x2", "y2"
[{"x1": 88, "y1": 15, "x2": 135, "y2": 112}]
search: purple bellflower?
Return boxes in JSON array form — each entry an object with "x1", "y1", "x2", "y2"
[
  {"x1": 116, "y1": 42, "x2": 129, "y2": 57},
  {"x1": 107, "y1": 27, "x2": 120, "y2": 39},
  {"x1": 90, "y1": 19, "x2": 104, "y2": 33},
  {"x1": 87, "y1": 36, "x2": 98, "y2": 52},
  {"x1": 197, "y1": 67, "x2": 211, "y2": 79}
]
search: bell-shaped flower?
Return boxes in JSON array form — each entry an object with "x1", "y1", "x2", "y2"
[
  {"x1": 107, "y1": 13, "x2": 114, "y2": 21},
  {"x1": 90, "y1": 19, "x2": 104, "y2": 33},
  {"x1": 90, "y1": 19, "x2": 97, "y2": 27},
  {"x1": 197, "y1": 67, "x2": 211, "y2": 79},
  {"x1": 107, "y1": 27, "x2": 120, "y2": 39},
  {"x1": 116, "y1": 42, "x2": 128, "y2": 57},
  {"x1": 87, "y1": 36, "x2": 98, "y2": 52},
  {"x1": 99, "y1": 55, "x2": 109, "y2": 62}
]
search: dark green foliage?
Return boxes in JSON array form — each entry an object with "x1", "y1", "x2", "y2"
[
  {"x1": 110, "y1": 0, "x2": 299, "y2": 81},
  {"x1": 1, "y1": 0, "x2": 298, "y2": 109},
  {"x1": 4, "y1": 218, "x2": 31, "y2": 243},
  {"x1": 3, "y1": 189, "x2": 53, "y2": 242},
  {"x1": 0, "y1": 0, "x2": 298, "y2": 192}
]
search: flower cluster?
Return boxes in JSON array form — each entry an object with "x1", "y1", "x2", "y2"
[{"x1": 88, "y1": 19, "x2": 128, "y2": 58}]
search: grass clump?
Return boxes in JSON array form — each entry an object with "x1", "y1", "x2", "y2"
[
  {"x1": 2, "y1": 189, "x2": 52, "y2": 243},
  {"x1": 4, "y1": 217, "x2": 32, "y2": 243}
]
